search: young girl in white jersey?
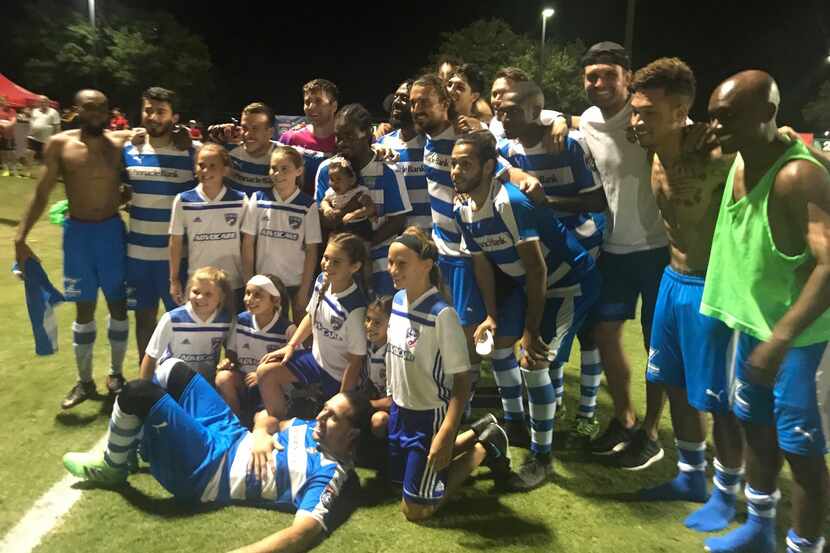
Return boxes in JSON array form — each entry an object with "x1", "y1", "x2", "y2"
[
  {"x1": 241, "y1": 145, "x2": 321, "y2": 325},
  {"x1": 364, "y1": 296, "x2": 393, "y2": 438},
  {"x1": 140, "y1": 267, "x2": 233, "y2": 383},
  {"x1": 216, "y1": 274, "x2": 296, "y2": 423},
  {"x1": 256, "y1": 232, "x2": 368, "y2": 419},
  {"x1": 169, "y1": 143, "x2": 247, "y2": 308}
]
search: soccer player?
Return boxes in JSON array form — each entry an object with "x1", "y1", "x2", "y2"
[
  {"x1": 701, "y1": 70, "x2": 830, "y2": 553},
  {"x1": 62, "y1": 357, "x2": 371, "y2": 553},
  {"x1": 123, "y1": 87, "x2": 198, "y2": 366},
  {"x1": 14, "y1": 89, "x2": 131, "y2": 408},
  {"x1": 315, "y1": 104, "x2": 411, "y2": 297},
  {"x1": 577, "y1": 42, "x2": 669, "y2": 469},
  {"x1": 627, "y1": 58, "x2": 745, "y2": 532},
  {"x1": 453, "y1": 130, "x2": 600, "y2": 490},
  {"x1": 280, "y1": 79, "x2": 339, "y2": 154},
  {"x1": 446, "y1": 63, "x2": 493, "y2": 129},
  {"x1": 496, "y1": 81, "x2": 607, "y2": 441},
  {"x1": 376, "y1": 80, "x2": 432, "y2": 233}
]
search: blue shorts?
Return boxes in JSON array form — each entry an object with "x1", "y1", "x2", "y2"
[
  {"x1": 646, "y1": 267, "x2": 734, "y2": 414},
  {"x1": 141, "y1": 374, "x2": 248, "y2": 502},
  {"x1": 387, "y1": 402, "x2": 448, "y2": 505},
  {"x1": 284, "y1": 349, "x2": 342, "y2": 401},
  {"x1": 62, "y1": 216, "x2": 126, "y2": 302},
  {"x1": 126, "y1": 258, "x2": 186, "y2": 312},
  {"x1": 733, "y1": 333, "x2": 830, "y2": 457},
  {"x1": 438, "y1": 255, "x2": 485, "y2": 327},
  {"x1": 597, "y1": 247, "x2": 669, "y2": 341}
]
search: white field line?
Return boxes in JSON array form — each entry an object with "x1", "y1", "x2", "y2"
[{"x1": 0, "y1": 434, "x2": 108, "y2": 553}]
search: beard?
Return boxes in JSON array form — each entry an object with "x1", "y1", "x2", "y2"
[
  {"x1": 144, "y1": 120, "x2": 173, "y2": 137},
  {"x1": 390, "y1": 108, "x2": 413, "y2": 129}
]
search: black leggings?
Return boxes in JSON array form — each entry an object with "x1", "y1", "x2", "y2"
[{"x1": 117, "y1": 361, "x2": 196, "y2": 418}]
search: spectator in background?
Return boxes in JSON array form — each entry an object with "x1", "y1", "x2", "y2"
[
  {"x1": 188, "y1": 120, "x2": 203, "y2": 141},
  {"x1": 0, "y1": 96, "x2": 18, "y2": 177},
  {"x1": 109, "y1": 107, "x2": 129, "y2": 131},
  {"x1": 279, "y1": 79, "x2": 339, "y2": 154},
  {"x1": 28, "y1": 95, "x2": 61, "y2": 162},
  {"x1": 14, "y1": 107, "x2": 34, "y2": 178}
]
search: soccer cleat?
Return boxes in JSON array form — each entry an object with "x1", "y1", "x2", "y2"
[
  {"x1": 469, "y1": 413, "x2": 498, "y2": 438},
  {"x1": 503, "y1": 419, "x2": 532, "y2": 448},
  {"x1": 618, "y1": 429, "x2": 664, "y2": 471},
  {"x1": 63, "y1": 452, "x2": 127, "y2": 485},
  {"x1": 506, "y1": 453, "x2": 554, "y2": 491},
  {"x1": 106, "y1": 373, "x2": 126, "y2": 395},
  {"x1": 573, "y1": 416, "x2": 600, "y2": 441},
  {"x1": 590, "y1": 418, "x2": 638, "y2": 456},
  {"x1": 554, "y1": 402, "x2": 567, "y2": 422},
  {"x1": 61, "y1": 380, "x2": 97, "y2": 409},
  {"x1": 478, "y1": 422, "x2": 511, "y2": 475}
]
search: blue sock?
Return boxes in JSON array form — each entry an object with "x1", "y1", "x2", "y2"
[
  {"x1": 685, "y1": 458, "x2": 741, "y2": 532},
  {"x1": 492, "y1": 348, "x2": 525, "y2": 422},
  {"x1": 704, "y1": 486, "x2": 778, "y2": 553},
  {"x1": 639, "y1": 440, "x2": 707, "y2": 501},
  {"x1": 578, "y1": 348, "x2": 602, "y2": 420},
  {"x1": 786, "y1": 528, "x2": 826, "y2": 553},
  {"x1": 522, "y1": 368, "x2": 555, "y2": 455},
  {"x1": 549, "y1": 362, "x2": 564, "y2": 405}
]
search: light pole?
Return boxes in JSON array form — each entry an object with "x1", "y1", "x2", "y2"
[
  {"x1": 539, "y1": 8, "x2": 555, "y2": 83},
  {"x1": 88, "y1": 0, "x2": 95, "y2": 27}
]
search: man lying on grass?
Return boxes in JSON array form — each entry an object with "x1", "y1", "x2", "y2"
[{"x1": 62, "y1": 357, "x2": 369, "y2": 553}]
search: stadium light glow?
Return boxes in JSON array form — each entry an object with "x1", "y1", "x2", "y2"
[{"x1": 542, "y1": 8, "x2": 555, "y2": 18}]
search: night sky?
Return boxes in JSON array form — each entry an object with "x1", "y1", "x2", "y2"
[{"x1": 3, "y1": 0, "x2": 830, "y2": 128}]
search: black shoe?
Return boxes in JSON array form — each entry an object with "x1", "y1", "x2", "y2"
[
  {"x1": 617, "y1": 429, "x2": 664, "y2": 471},
  {"x1": 504, "y1": 419, "x2": 532, "y2": 448},
  {"x1": 106, "y1": 373, "x2": 126, "y2": 395},
  {"x1": 506, "y1": 453, "x2": 554, "y2": 491},
  {"x1": 478, "y1": 422, "x2": 511, "y2": 475},
  {"x1": 469, "y1": 413, "x2": 498, "y2": 438},
  {"x1": 61, "y1": 380, "x2": 97, "y2": 409},
  {"x1": 590, "y1": 418, "x2": 638, "y2": 456}
]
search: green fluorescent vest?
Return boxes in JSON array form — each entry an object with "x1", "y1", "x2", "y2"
[{"x1": 700, "y1": 141, "x2": 830, "y2": 346}]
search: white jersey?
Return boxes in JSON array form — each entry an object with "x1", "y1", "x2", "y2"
[
  {"x1": 241, "y1": 188, "x2": 322, "y2": 287},
  {"x1": 169, "y1": 185, "x2": 247, "y2": 289},
  {"x1": 307, "y1": 273, "x2": 367, "y2": 382},
  {"x1": 387, "y1": 287, "x2": 469, "y2": 411},
  {"x1": 228, "y1": 310, "x2": 296, "y2": 374},
  {"x1": 579, "y1": 101, "x2": 667, "y2": 254},
  {"x1": 145, "y1": 303, "x2": 232, "y2": 377}
]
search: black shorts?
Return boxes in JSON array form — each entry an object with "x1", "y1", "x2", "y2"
[
  {"x1": 27, "y1": 138, "x2": 45, "y2": 158},
  {"x1": 0, "y1": 136, "x2": 15, "y2": 152}
]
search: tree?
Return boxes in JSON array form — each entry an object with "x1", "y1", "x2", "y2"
[
  {"x1": 803, "y1": 80, "x2": 830, "y2": 131},
  {"x1": 13, "y1": 1, "x2": 214, "y2": 118},
  {"x1": 428, "y1": 19, "x2": 588, "y2": 116}
]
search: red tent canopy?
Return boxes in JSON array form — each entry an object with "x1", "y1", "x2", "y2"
[{"x1": 0, "y1": 73, "x2": 58, "y2": 109}]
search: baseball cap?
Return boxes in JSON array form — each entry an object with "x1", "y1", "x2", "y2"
[{"x1": 581, "y1": 41, "x2": 631, "y2": 70}]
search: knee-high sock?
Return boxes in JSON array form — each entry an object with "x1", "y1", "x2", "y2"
[
  {"x1": 787, "y1": 529, "x2": 826, "y2": 553},
  {"x1": 72, "y1": 321, "x2": 96, "y2": 383},
  {"x1": 578, "y1": 348, "x2": 602, "y2": 419},
  {"x1": 522, "y1": 368, "x2": 556, "y2": 455},
  {"x1": 492, "y1": 348, "x2": 525, "y2": 421},
  {"x1": 549, "y1": 362, "x2": 564, "y2": 405},
  {"x1": 107, "y1": 316, "x2": 129, "y2": 376},
  {"x1": 104, "y1": 398, "x2": 142, "y2": 469}
]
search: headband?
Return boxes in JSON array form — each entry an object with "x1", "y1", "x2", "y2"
[
  {"x1": 392, "y1": 233, "x2": 437, "y2": 261},
  {"x1": 247, "y1": 275, "x2": 280, "y2": 299}
]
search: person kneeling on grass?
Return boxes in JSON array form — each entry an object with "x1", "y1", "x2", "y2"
[{"x1": 64, "y1": 358, "x2": 369, "y2": 553}]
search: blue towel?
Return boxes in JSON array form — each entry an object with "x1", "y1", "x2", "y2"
[{"x1": 13, "y1": 258, "x2": 64, "y2": 355}]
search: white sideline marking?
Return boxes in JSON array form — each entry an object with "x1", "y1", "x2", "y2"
[{"x1": 0, "y1": 434, "x2": 108, "y2": 553}]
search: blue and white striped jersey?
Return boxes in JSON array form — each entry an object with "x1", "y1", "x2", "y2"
[
  {"x1": 376, "y1": 130, "x2": 431, "y2": 232},
  {"x1": 225, "y1": 418, "x2": 352, "y2": 531},
  {"x1": 363, "y1": 342, "x2": 389, "y2": 398},
  {"x1": 387, "y1": 287, "x2": 469, "y2": 411},
  {"x1": 498, "y1": 133, "x2": 605, "y2": 255},
  {"x1": 228, "y1": 310, "x2": 296, "y2": 374},
  {"x1": 454, "y1": 179, "x2": 594, "y2": 297},
  {"x1": 224, "y1": 141, "x2": 326, "y2": 198},
  {"x1": 169, "y1": 186, "x2": 247, "y2": 289},
  {"x1": 145, "y1": 303, "x2": 232, "y2": 375},
  {"x1": 123, "y1": 143, "x2": 197, "y2": 261}
]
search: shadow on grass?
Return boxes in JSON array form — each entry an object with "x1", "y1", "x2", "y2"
[
  {"x1": 0, "y1": 217, "x2": 19, "y2": 227},
  {"x1": 54, "y1": 393, "x2": 115, "y2": 427}
]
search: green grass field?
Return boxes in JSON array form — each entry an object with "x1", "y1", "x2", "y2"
[{"x1": 0, "y1": 174, "x2": 807, "y2": 552}]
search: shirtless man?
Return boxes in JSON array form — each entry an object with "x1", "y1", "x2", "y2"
[
  {"x1": 14, "y1": 90, "x2": 130, "y2": 409},
  {"x1": 627, "y1": 58, "x2": 746, "y2": 535}
]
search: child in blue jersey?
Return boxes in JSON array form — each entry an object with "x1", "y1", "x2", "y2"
[
  {"x1": 363, "y1": 296, "x2": 393, "y2": 438},
  {"x1": 139, "y1": 267, "x2": 233, "y2": 383},
  {"x1": 242, "y1": 145, "x2": 321, "y2": 325},
  {"x1": 256, "y1": 233, "x2": 368, "y2": 419},
  {"x1": 169, "y1": 143, "x2": 247, "y2": 309},
  {"x1": 216, "y1": 274, "x2": 296, "y2": 422}
]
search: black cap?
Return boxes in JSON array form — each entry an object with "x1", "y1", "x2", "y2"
[{"x1": 580, "y1": 41, "x2": 631, "y2": 70}]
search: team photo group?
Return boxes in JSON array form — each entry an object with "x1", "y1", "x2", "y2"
[{"x1": 10, "y1": 39, "x2": 830, "y2": 553}]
